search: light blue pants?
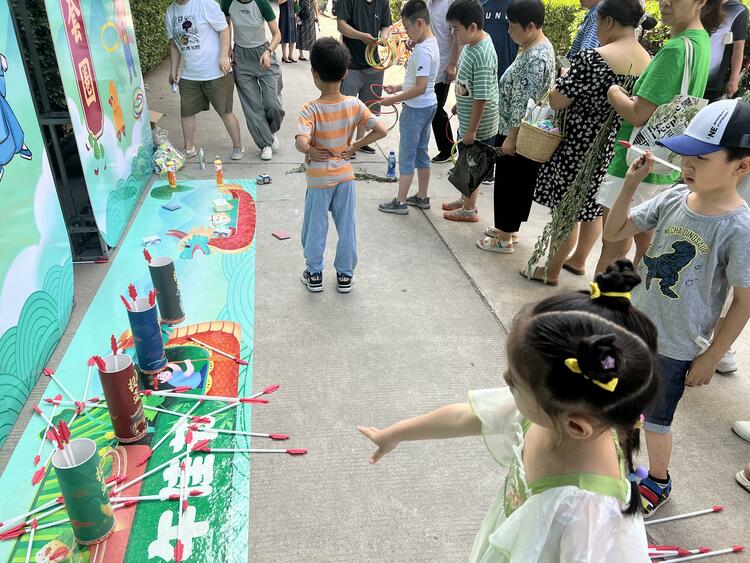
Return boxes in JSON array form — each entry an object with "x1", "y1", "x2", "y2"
[{"x1": 300, "y1": 180, "x2": 357, "y2": 276}]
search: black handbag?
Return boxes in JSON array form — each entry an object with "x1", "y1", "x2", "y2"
[{"x1": 448, "y1": 140, "x2": 496, "y2": 197}]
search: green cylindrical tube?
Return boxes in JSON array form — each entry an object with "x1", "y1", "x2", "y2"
[
  {"x1": 97, "y1": 354, "x2": 148, "y2": 443},
  {"x1": 52, "y1": 439, "x2": 116, "y2": 545},
  {"x1": 148, "y1": 256, "x2": 185, "y2": 325}
]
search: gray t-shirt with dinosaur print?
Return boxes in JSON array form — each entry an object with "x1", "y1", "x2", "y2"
[{"x1": 630, "y1": 185, "x2": 750, "y2": 361}]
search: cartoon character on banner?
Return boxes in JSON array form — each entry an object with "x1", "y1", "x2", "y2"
[
  {"x1": 59, "y1": 0, "x2": 107, "y2": 175},
  {"x1": 0, "y1": 53, "x2": 33, "y2": 181},
  {"x1": 108, "y1": 81, "x2": 125, "y2": 141},
  {"x1": 157, "y1": 359, "x2": 205, "y2": 389},
  {"x1": 113, "y1": 0, "x2": 137, "y2": 82}
]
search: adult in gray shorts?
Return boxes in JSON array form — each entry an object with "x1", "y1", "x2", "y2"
[
  {"x1": 337, "y1": 0, "x2": 392, "y2": 154},
  {"x1": 223, "y1": 0, "x2": 285, "y2": 161}
]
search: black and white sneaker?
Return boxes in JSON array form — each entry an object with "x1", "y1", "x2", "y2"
[
  {"x1": 336, "y1": 273, "x2": 353, "y2": 293},
  {"x1": 431, "y1": 152, "x2": 451, "y2": 163},
  {"x1": 301, "y1": 270, "x2": 323, "y2": 292},
  {"x1": 358, "y1": 145, "x2": 376, "y2": 154}
]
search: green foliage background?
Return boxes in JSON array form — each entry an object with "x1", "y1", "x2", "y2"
[
  {"x1": 11, "y1": 0, "x2": 750, "y2": 109},
  {"x1": 11, "y1": 0, "x2": 172, "y2": 111},
  {"x1": 390, "y1": 0, "x2": 749, "y2": 94}
]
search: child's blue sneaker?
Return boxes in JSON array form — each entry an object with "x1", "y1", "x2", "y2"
[{"x1": 639, "y1": 474, "x2": 672, "y2": 518}]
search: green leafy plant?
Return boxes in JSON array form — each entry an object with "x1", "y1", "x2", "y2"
[{"x1": 10, "y1": 0, "x2": 173, "y2": 110}]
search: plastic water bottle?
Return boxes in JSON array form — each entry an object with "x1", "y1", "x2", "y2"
[{"x1": 387, "y1": 150, "x2": 396, "y2": 181}]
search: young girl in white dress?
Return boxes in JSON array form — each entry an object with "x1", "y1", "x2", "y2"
[{"x1": 359, "y1": 260, "x2": 658, "y2": 562}]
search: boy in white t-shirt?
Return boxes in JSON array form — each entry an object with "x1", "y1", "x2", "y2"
[
  {"x1": 165, "y1": 0, "x2": 244, "y2": 160},
  {"x1": 378, "y1": 0, "x2": 440, "y2": 214}
]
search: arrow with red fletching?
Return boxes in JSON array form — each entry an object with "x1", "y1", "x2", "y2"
[
  {"x1": 143, "y1": 249, "x2": 152, "y2": 263},
  {"x1": 128, "y1": 283, "x2": 137, "y2": 301}
]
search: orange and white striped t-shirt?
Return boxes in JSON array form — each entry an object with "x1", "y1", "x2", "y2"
[{"x1": 297, "y1": 95, "x2": 378, "y2": 188}]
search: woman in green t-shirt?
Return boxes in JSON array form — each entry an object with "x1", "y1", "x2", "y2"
[{"x1": 595, "y1": 0, "x2": 722, "y2": 274}]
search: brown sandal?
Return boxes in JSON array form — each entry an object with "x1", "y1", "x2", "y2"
[
  {"x1": 519, "y1": 267, "x2": 559, "y2": 286},
  {"x1": 562, "y1": 263, "x2": 586, "y2": 276}
]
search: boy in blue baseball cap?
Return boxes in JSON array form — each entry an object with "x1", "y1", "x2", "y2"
[{"x1": 604, "y1": 99, "x2": 750, "y2": 517}]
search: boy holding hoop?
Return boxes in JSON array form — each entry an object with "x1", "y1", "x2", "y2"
[{"x1": 378, "y1": 0, "x2": 440, "y2": 213}]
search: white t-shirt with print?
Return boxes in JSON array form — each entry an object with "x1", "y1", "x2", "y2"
[
  {"x1": 165, "y1": 0, "x2": 229, "y2": 81},
  {"x1": 402, "y1": 36, "x2": 440, "y2": 108}
]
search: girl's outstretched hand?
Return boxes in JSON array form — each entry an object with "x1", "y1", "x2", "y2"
[{"x1": 358, "y1": 426, "x2": 399, "y2": 464}]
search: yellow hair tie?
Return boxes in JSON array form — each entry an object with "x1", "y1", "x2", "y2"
[
  {"x1": 589, "y1": 281, "x2": 631, "y2": 301},
  {"x1": 564, "y1": 357, "x2": 619, "y2": 392}
]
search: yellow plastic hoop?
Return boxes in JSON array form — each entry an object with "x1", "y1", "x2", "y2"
[
  {"x1": 101, "y1": 21, "x2": 120, "y2": 53},
  {"x1": 450, "y1": 140, "x2": 461, "y2": 164},
  {"x1": 364, "y1": 38, "x2": 399, "y2": 71}
]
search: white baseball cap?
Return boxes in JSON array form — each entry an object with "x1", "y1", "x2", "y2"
[{"x1": 657, "y1": 99, "x2": 750, "y2": 156}]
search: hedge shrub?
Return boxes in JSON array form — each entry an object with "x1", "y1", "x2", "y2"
[
  {"x1": 132, "y1": 0, "x2": 173, "y2": 77},
  {"x1": 10, "y1": 0, "x2": 173, "y2": 110}
]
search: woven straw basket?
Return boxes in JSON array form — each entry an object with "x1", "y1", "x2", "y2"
[{"x1": 516, "y1": 121, "x2": 562, "y2": 163}]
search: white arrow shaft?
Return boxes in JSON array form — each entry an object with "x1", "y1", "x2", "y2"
[
  {"x1": 47, "y1": 374, "x2": 78, "y2": 405},
  {"x1": 149, "y1": 402, "x2": 202, "y2": 457},
  {"x1": 0, "y1": 498, "x2": 59, "y2": 532},
  {"x1": 23, "y1": 526, "x2": 35, "y2": 563},
  {"x1": 33, "y1": 403, "x2": 58, "y2": 464},
  {"x1": 661, "y1": 548, "x2": 736, "y2": 562},
  {"x1": 645, "y1": 508, "x2": 715, "y2": 525},
  {"x1": 193, "y1": 426, "x2": 271, "y2": 438},
  {"x1": 149, "y1": 391, "x2": 237, "y2": 404},
  {"x1": 204, "y1": 401, "x2": 240, "y2": 419},
  {"x1": 114, "y1": 451, "x2": 188, "y2": 493},
  {"x1": 204, "y1": 448, "x2": 288, "y2": 453}
]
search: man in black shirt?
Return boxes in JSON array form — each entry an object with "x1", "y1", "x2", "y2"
[{"x1": 337, "y1": 0, "x2": 392, "y2": 153}]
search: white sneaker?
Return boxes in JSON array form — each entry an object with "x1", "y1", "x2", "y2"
[
  {"x1": 271, "y1": 136, "x2": 280, "y2": 151},
  {"x1": 733, "y1": 421, "x2": 750, "y2": 443},
  {"x1": 261, "y1": 146, "x2": 272, "y2": 161},
  {"x1": 231, "y1": 145, "x2": 245, "y2": 160},
  {"x1": 716, "y1": 348, "x2": 738, "y2": 374}
]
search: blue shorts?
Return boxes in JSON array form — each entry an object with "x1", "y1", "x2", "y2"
[
  {"x1": 398, "y1": 104, "x2": 437, "y2": 175},
  {"x1": 643, "y1": 355, "x2": 693, "y2": 434}
]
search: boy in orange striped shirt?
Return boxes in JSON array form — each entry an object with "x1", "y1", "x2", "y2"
[{"x1": 295, "y1": 38, "x2": 388, "y2": 293}]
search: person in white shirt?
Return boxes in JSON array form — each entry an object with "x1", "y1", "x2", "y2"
[
  {"x1": 222, "y1": 0, "x2": 284, "y2": 160},
  {"x1": 165, "y1": 0, "x2": 245, "y2": 160}
]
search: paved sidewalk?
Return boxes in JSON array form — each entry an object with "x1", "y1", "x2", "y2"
[
  {"x1": 2, "y1": 17, "x2": 748, "y2": 562},
  {"x1": 144, "y1": 19, "x2": 750, "y2": 559}
]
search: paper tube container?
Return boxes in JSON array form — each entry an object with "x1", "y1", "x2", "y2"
[
  {"x1": 97, "y1": 354, "x2": 148, "y2": 443},
  {"x1": 148, "y1": 256, "x2": 185, "y2": 325},
  {"x1": 126, "y1": 297, "x2": 167, "y2": 375},
  {"x1": 52, "y1": 438, "x2": 116, "y2": 545}
]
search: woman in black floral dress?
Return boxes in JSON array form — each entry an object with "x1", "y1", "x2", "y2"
[{"x1": 522, "y1": 0, "x2": 656, "y2": 284}]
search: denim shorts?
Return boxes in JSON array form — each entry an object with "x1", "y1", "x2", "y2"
[
  {"x1": 398, "y1": 103, "x2": 437, "y2": 175},
  {"x1": 643, "y1": 354, "x2": 693, "y2": 433}
]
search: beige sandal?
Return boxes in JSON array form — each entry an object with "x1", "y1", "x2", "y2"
[
  {"x1": 484, "y1": 226, "x2": 519, "y2": 242},
  {"x1": 476, "y1": 236, "x2": 514, "y2": 253}
]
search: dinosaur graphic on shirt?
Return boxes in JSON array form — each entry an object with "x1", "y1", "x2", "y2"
[{"x1": 643, "y1": 240, "x2": 696, "y2": 299}]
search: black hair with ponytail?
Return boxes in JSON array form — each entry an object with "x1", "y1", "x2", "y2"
[
  {"x1": 509, "y1": 260, "x2": 658, "y2": 515},
  {"x1": 597, "y1": 0, "x2": 657, "y2": 32}
]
